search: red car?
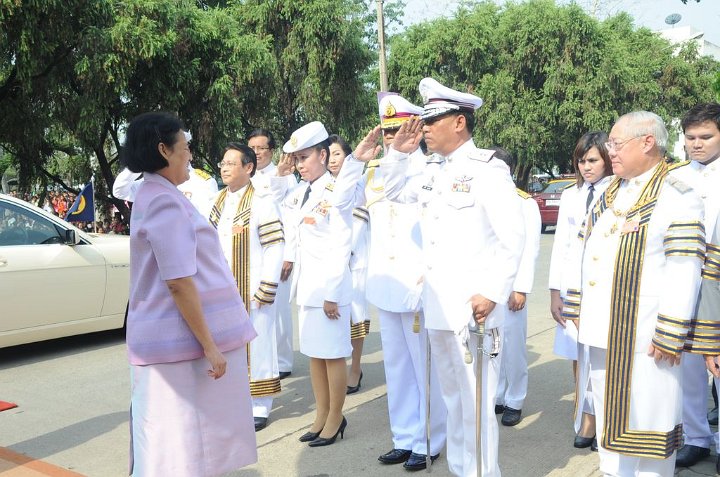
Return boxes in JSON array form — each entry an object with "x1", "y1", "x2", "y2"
[{"x1": 533, "y1": 178, "x2": 575, "y2": 232}]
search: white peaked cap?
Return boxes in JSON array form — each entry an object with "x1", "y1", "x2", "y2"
[
  {"x1": 418, "y1": 77, "x2": 483, "y2": 120},
  {"x1": 378, "y1": 94, "x2": 423, "y2": 129},
  {"x1": 283, "y1": 121, "x2": 329, "y2": 153}
]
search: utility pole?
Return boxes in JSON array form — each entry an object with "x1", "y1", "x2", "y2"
[{"x1": 376, "y1": 0, "x2": 388, "y2": 91}]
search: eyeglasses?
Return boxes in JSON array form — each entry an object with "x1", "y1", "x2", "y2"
[
  {"x1": 604, "y1": 135, "x2": 646, "y2": 152},
  {"x1": 217, "y1": 161, "x2": 241, "y2": 168},
  {"x1": 250, "y1": 146, "x2": 271, "y2": 152}
]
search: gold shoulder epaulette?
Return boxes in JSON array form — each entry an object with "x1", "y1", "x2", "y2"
[
  {"x1": 668, "y1": 160, "x2": 691, "y2": 171},
  {"x1": 666, "y1": 175, "x2": 692, "y2": 194},
  {"x1": 194, "y1": 168, "x2": 212, "y2": 180},
  {"x1": 325, "y1": 182, "x2": 335, "y2": 192},
  {"x1": 516, "y1": 188, "x2": 531, "y2": 200}
]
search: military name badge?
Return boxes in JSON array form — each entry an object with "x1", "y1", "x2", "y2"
[
  {"x1": 313, "y1": 200, "x2": 330, "y2": 217},
  {"x1": 451, "y1": 175, "x2": 472, "y2": 193},
  {"x1": 620, "y1": 217, "x2": 640, "y2": 235}
]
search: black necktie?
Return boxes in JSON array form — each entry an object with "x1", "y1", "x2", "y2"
[
  {"x1": 301, "y1": 185, "x2": 311, "y2": 206},
  {"x1": 585, "y1": 184, "x2": 594, "y2": 212}
]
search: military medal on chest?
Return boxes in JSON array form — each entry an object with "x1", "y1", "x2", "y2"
[{"x1": 451, "y1": 175, "x2": 472, "y2": 193}]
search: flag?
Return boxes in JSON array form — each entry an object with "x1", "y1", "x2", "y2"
[{"x1": 65, "y1": 181, "x2": 94, "y2": 222}]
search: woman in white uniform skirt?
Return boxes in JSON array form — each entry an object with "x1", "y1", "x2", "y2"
[
  {"x1": 548, "y1": 131, "x2": 613, "y2": 450},
  {"x1": 328, "y1": 134, "x2": 370, "y2": 394},
  {"x1": 123, "y1": 112, "x2": 258, "y2": 476}
]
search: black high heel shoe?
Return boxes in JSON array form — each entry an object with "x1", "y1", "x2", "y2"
[
  {"x1": 299, "y1": 430, "x2": 322, "y2": 442},
  {"x1": 346, "y1": 372, "x2": 363, "y2": 395},
  {"x1": 308, "y1": 417, "x2": 347, "y2": 447}
]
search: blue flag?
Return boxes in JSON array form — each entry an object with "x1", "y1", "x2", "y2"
[{"x1": 65, "y1": 181, "x2": 94, "y2": 222}]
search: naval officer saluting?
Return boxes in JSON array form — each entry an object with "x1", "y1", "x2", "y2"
[{"x1": 356, "y1": 78, "x2": 525, "y2": 477}]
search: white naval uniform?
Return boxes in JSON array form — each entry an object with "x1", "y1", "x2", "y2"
[
  {"x1": 212, "y1": 185, "x2": 284, "y2": 419},
  {"x1": 677, "y1": 160, "x2": 720, "y2": 452},
  {"x1": 495, "y1": 190, "x2": 541, "y2": 411},
  {"x1": 360, "y1": 150, "x2": 448, "y2": 457},
  {"x1": 349, "y1": 206, "x2": 370, "y2": 332},
  {"x1": 253, "y1": 162, "x2": 298, "y2": 374},
  {"x1": 280, "y1": 159, "x2": 364, "y2": 359},
  {"x1": 113, "y1": 167, "x2": 218, "y2": 216},
  {"x1": 383, "y1": 140, "x2": 525, "y2": 477},
  {"x1": 548, "y1": 177, "x2": 612, "y2": 360},
  {"x1": 566, "y1": 163, "x2": 704, "y2": 476}
]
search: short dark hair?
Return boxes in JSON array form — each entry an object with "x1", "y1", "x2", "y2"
[
  {"x1": 328, "y1": 134, "x2": 352, "y2": 157},
  {"x1": 224, "y1": 142, "x2": 258, "y2": 177},
  {"x1": 121, "y1": 112, "x2": 185, "y2": 173},
  {"x1": 488, "y1": 146, "x2": 515, "y2": 172},
  {"x1": 572, "y1": 131, "x2": 612, "y2": 188},
  {"x1": 247, "y1": 128, "x2": 276, "y2": 149},
  {"x1": 311, "y1": 138, "x2": 331, "y2": 164},
  {"x1": 681, "y1": 103, "x2": 720, "y2": 132}
]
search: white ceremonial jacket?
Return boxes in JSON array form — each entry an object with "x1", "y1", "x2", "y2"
[
  {"x1": 548, "y1": 177, "x2": 612, "y2": 296},
  {"x1": 253, "y1": 162, "x2": 298, "y2": 263},
  {"x1": 213, "y1": 186, "x2": 284, "y2": 308},
  {"x1": 514, "y1": 191, "x2": 542, "y2": 294},
  {"x1": 281, "y1": 159, "x2": 364, "y2": 308},
  {"x1": 113, "y1": 167, "x2": 218, "y2": 216},
  {"x1": 357, "y1": 149, "x2": 427, "y2": 313},
  {"x1": 570, "y1": 164, "x2": 705, "y2": 352},
  {"x1": 382, "y1": 140, "x2": 525, "y2": 332}
]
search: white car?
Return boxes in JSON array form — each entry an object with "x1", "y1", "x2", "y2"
[{"x1": 0, "y1": 193, "x2": 129, "y2": 348}]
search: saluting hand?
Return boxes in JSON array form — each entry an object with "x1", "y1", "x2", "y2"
[
  {"x1": 277, "y1": 153, "x2": 295, "y2": 176},
  {"x1": 352, "y1": 125, "x2": 382, "y2": 163},
  {"x1": 392, "y1": 117, "x2": 423, "y2": 154}
]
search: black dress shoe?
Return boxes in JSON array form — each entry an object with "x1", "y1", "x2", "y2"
[
  {"x1": 298, "y1": 430, "x2": 321, "y2": 442},
  {"x1": 378, "y1": 448, "x2": 412, "y2": 464},
  {"x1": 675, "y1": 444, "x2": 710, "y2": 467},
  {"x1": 254, "y1": 417, "x2": 268, "y2": 431},
  {"x1": 308, "y1": 417, "x2": 347, "y2": 447},
  {"x1": 279, "y1": 371, "x2": 291, "y2": 379},
  {"x1": 501, "y1": 407, "x2": 522, "y2": 426},
  {"x1": 346, "y1": 371, "x2": 363, "y2": 395},
  {"x1": 590, "y1": 438, "x2": 598, "y2": 452},
  {"x1": 403, "y1": 452, "x2": 439, "y2": 471},
  {"x1": 708, "y1": 406, "x2": 718, "y2": 426},
  {"x1": 574, "y1": 434, "x2": 595, "y2": 448},
  {"x1": 494, "y1": 404, "x2": 505, "y2": 415}
]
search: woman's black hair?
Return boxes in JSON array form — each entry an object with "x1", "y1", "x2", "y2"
[
  {"x1": 328, "y1": 134, "x2": 352, "y2": 157},
  {"x1": 121, "y1": 112, "x2": 185, "y2": 173},
  {"x1": 572, "y1": 131, "x2": 612, "y2": 188}
]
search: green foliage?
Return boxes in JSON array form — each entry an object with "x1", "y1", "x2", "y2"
[{"x1": 387, "y1": 0, "x2": 719, "y2": 185}]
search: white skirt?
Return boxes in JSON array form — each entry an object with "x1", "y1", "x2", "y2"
[
  {"x1": 130, "y1": 347, "x2": 257, "y2": 477},
  {"x1": 553, "y1": 321, "x2": 579, "y2": 360},
  {"x1": 298, "y1": 304, "x2": 352, "y2": 359}
]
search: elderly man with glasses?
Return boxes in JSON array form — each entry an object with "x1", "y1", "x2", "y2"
[{"x1": 563, "y1": 111, "x2": 705, "y2": 476}]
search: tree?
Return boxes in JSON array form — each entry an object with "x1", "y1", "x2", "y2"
[{"x1": 387, "y1": 0, "x2": 719, "y2": 187}]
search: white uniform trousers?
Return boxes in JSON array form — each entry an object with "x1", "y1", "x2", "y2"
[
  {"x1": 428, "y1": 328, "x2": 501, "y2": 477},
  {"x1": 495, "y1": 308, "x2": 527, "y2": 410},
  {"x1": 574, "y1": 343, "x2": 595, "y2": 433},
  {"x1": 589, "y1": 346, "x2": 676, "y2": 477},
  {"x1": 681, "y1": 352, "x2": 714, "y2": 448},
  {"x1": 275, "y1": 271, "x2": 294, "y2": 373},
  {"x1": 378, "y1": 309, "x2": 447, "y2": 455},
  {"x1": 249, "y1": 305, "x2": 279, "y2": 419}
]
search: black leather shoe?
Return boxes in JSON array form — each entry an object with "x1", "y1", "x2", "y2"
[
  {"x1": 279, "y1": 371, "x2": 291, "y2": 379},
  {"x1": 501, "y1": 407, "x2": 522, "y2": 426},
  {"x1": 495, "y1": 404, "x2": 505, "y2": 415},
  {"x1": 708, "y1": 406, "x2": 718, "y2": 426},
  {"x1": 378, "y1": 448, "x2": 412, "y2": 464},
  {"x1": 346, "y1": 371, "x2": 363, "y2": 395},
  {"x1": 299, "y1": 430, "x2": 321, "y2": 442},
  {"x1": 574, "y1": 434, "x2": 595, "y2": 448},
  {"x1": 308, "y1": 417, "x2": 347, "y2": 447},
  {"x1": 675, "y1": 444, "x2": 710, "y2": 467},
  {"x1": 254, "y1": 417, "x2": 268, "y2": 431},
  {"x1": 403, "y1": 452, "x2": 439, "y2": 471},
  {"x1": 590, "y1": 438, "x2": 598, "y2": 452}
]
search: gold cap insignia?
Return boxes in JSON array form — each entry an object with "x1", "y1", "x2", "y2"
[
  {"x1": 384, "y1": 102, "x2": 396, "y2": 118},
  {"x1": 290, "y1": 135, "x2": 298, "y2": 147}
]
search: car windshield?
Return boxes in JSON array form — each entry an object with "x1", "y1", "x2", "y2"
[{"x1": 541, "y1": 180, "x2": 573, "y2": 194}]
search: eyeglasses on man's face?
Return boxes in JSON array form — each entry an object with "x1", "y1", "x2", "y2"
[
  {"x1": 217, "y1": 161, "x2": 241, "y2": 168},
  {"x1": 604, "y1": 135, "x2": 648, "y2": 152}
]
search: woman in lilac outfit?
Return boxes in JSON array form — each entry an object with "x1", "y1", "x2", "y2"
[{"x1": 123, "y1": 112, "x2": 257, "y2": 477}]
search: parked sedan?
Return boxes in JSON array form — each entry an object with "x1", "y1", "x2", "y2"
[
  {"x1": 533, "y1": 178, "x2": 575, "y2": 232},
  {"x1": 0, "y1": 193, "x2": 129, "y2": 348}
]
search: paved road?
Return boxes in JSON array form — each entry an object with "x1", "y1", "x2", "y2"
[{"x1": 0, "y1": 233, "x2": 716, "y2": 476}]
